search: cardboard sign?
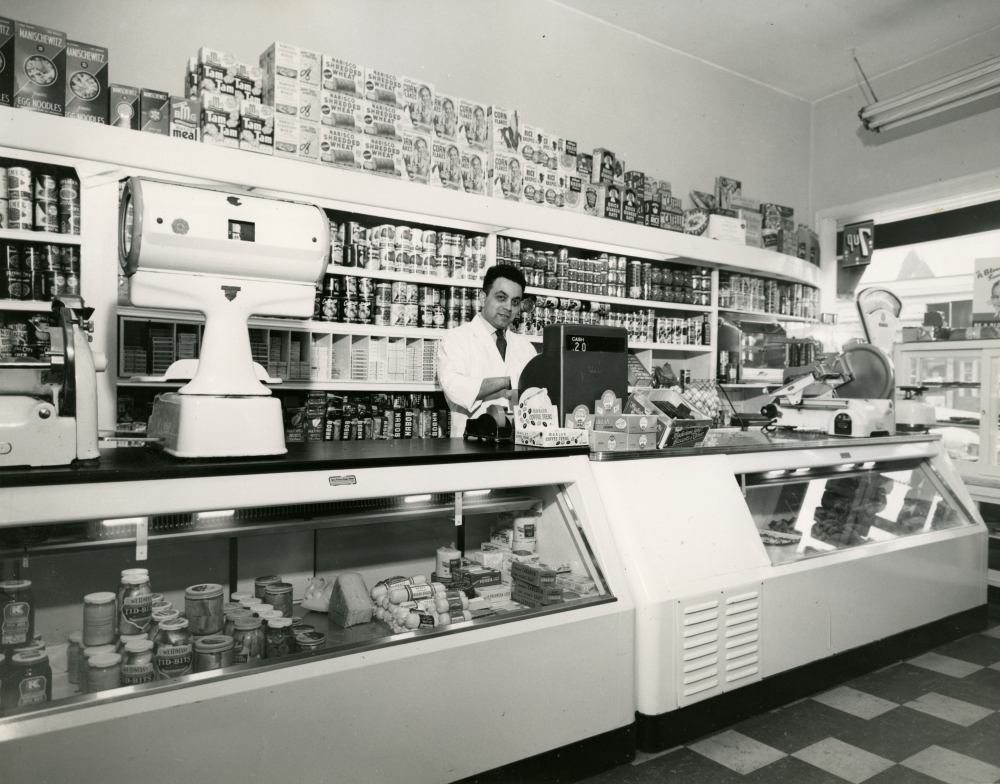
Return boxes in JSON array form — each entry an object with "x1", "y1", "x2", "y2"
[{"x1": 843, "y1": 220, "x2": 875, "y2": 267}]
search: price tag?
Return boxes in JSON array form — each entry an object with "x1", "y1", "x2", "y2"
[{"x1": 843, "y1": 220, "x2": 874, "y2": 267}]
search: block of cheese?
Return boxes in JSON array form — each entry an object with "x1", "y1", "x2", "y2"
[{"x1": 329, "y1": 572, "x2": 374, "y2": 628}]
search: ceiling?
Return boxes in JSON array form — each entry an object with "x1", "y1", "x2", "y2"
[{"x1": 553, "y1": 0, "x2": 1000, "y2": 101}]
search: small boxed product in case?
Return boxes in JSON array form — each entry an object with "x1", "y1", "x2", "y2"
[
  {"x1": 364, "y1": 67, "x2": 404, "y2": 107},
  {"x1": 589, "y1": 430, "x2": 629, "y2": 452},
  {"x1": 595, "y1": 391, "x2": 622, "y2": 415},
  {"x1": 514, "y1": 427, "x2": 588, "y2": 448},
  {"x1": 488, "y1": 151, "x2": 523, "y2": 201},
  {"x1": 169, "y1": 96, "x2": 199, "y2": 141},
  {"x1": 64, "y1": 40, "x2": 109, "y2": 123},
  {"x1": 707, "y1": 214, "x2": 747, "y2": 243},
  {"x1": 401, "y1": 76, "x2": 434, "y2": 134},
  {"x1": 487, "y1": 105, "x2": 520, "y2": 152},
  {"x1": 140, "y1": 88, "x2": 169, "y2": 134},
  {"x1": 510, "y1": 561, "x2": 557, "y2": 587},
  {"x1": 110, "y1": 84, "x2": 140, "y2": 129},
  {"x1": 321, "y1": 56, "x2": 364, "y2": 96},
  {"x1": 457, "y1": 98, "x2": 488, "y2": 151},
  {"x1": 593, "y1": 413, "x2": 656, "y2": 434},
  {"x1": 320, "y1": 90, "x2": 364, "y2": 130}
]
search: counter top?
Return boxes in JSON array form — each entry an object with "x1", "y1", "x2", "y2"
[{"x1": 0, "y1": 439, "x2": 588, "y2": 488}]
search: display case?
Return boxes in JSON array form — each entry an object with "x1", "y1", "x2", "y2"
[
  {"x1": 589, "y1": 431, "x2": 987, "y2": 752},
  {"x1": 0, "y1": 445, "x2": 634, "y2": 784}
]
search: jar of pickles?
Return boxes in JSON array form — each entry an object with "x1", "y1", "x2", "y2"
[
  {"x1": 152, "y1": 618, "x2": 193, "y2": 679},
  {"x1": 147, "y1": 609, "x2": 179, "y2": 643},
  {"x1": 0, "y1": 580, "x2": 35, "y2": 655},
  {"x1": 254, "y1": 575, "x2": 282, "y2": 600},
  {"x1": 118, "y1": 573, "x2": 152, "y2": 635},
  {"x1": 117, "y1": 633, "x2": 148, "y2": 653},
  {"x1": 185, "y1": 584, "x2": 224, "y2": 636},
  {"x1": 87, "y1": 652, "x2": 122, "y2": 693},
  {"x1": 264, "y1": 617, "x2": 294, "y2": 658},
  {"x1": 264, "y1": 582, "x2": 293, "y2": 617},
  {"x1": 1, "y1": 650, "x2": 51, "y2": 714},
  {"x1": 121, "y1": 640, "x2": 155, "y2": 685},
  {"x1": 294, "y1": 631, "x2": 326, "y2": 653},
  {"x1": 231, "y1": 616, "x2": 264, "y2": 665},
  {"x1": 193, "y1": 635, "x2": 234, "y2": 672},
  {"x1": 224, "y1": 608, "x2": 252, "y2": 638}
]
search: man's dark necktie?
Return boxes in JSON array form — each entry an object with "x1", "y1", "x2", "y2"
[{"x1": 495, "y1": 328, "x2": 507, "y2": 361}]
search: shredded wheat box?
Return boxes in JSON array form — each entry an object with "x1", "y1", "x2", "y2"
[
  {"x1": 169, "y1": 96, "x2": 199, "y2": 141},
  {"x1": 430, "y1": 138, "x2": 463, "y2": 190},
  {"x1": 401, "y1": 131, "x2": 431, "y2": 184},
  {"x1": 401, "y1": 76, "x2": 434, "y2": 135},
  {"x1": 461, "y1": 149, "x2": 487, "y2": 196},
  {"x1": 200, "y1": 92, "x2": 238, "y2": 147},
  {"x1": 64, "y1": 40, "x2": 109, "y2": 123},
  {"x1": 273, "y1": 113, "x2": 299, "y2": 158},
  {"x1": 361, "y1": 99, "x2": 404, "y2": 140},
  {"x1": 319, "y1": 126, "x2": 363, "y2": 169},
  {"x1": 297, "y1": 120, "x2": 320, "y2": 161},
  {"x1": 239, "y1": 99, "x2": 274, "y2": 153},
  {"x1": 433, "y1": 93, "x2": 458, "y2": 141},
  {"x1": 488, "y1": 151, "x2": 522, "y2": 201},
  {"x1": 321, "y1": 56, "x2": 364, "y2": 96},
  {"x1": 9, "y1": 21, "x2": 66, "y2": 115},
  {"x1": 457, "y1": 98, "x2": 488, "y2": 151},
  {"x1": 364, "y1": 67, "x2": 404, "y2": 107},
  {"x1": 298, "y1": 83, "x2": 320, "y2": 124},
  {"x1": 487, "y1": 105, "x2": 520, "y2": 153},
  {"x1": 361, "y1": 135, "x2": 403, "y2": 178},
  {"x1": 320, "y1": 90, "x2": 363, "y2": 130},
  {"x1": 298, "y1": 49, "x2": 320, "y2": 86}
]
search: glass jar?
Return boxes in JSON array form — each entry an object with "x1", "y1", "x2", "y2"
[
  {"x1": 79, "y1": 644, "x2": 116, "y2": 692},
  {"x1": 117, "y1": 633, "x2": 148, "y2": 653},
  {"x1": 254, "y1": 575, "x2": 282, "y2": 600},
  {"x1": 1, "y1": 650, "x2": 51, "y2": 714},
  {"x1": 264, "y1": 583, "x2": 294, "y2": 617},
  {"x1": 83, "y1": 591, "x2": 117, "y2": 646},
  {"x1": 148, "y1": 609, "x2": 179, "y2": 644},
  {"x1": 231, "y1": 617, "x2": 264, "y2": 665},
  {"x1": 223, "y1": 609, "x2": 252, "y2": 638},
  {"x1": 185, "y1": 583, "x2": 224, "y2": 636},
  {"x1": 259, "y1": 610, "x2": 284, "y2": 628},
  {"x1": 14, "y1": 641, "x2": 45, "y2": 655},
  {"x1": 152, "y1": 619, "x2": 194, "y2": 680},
  {"x1": 119, "y1": 574, "x2": 152, "y2": 635},
  {"x1": 252, "y1": 603, "x2": 274, "y2": 618},
  {"x1": 230, "y1": 592, "x2": 253, "y2": 604},
  {"x1": 294, "y1": 631, "x2": 326, "y2": 653},
  {"x1": 121, "y1": 640, "x2": 155, "y2": 685},
  {"x1": 264, "y1": 618, "x2": 294, "y2": 659},
  {"x1": 0, "y1": 580, "x2": 35, "y2": 656},
  {"x1": 116, "y1": 569, "x2": 148, "y2": 629},
  {"x1": 222, "y1": 602, "x2": 242, "y2": 616},
  {"x1": 66, "y1": 631, "x2": 84, "y2": 685},
  {"x1": 151, "y1": 600, "x2": 172, "y2": 614},
  {"x1": 193, "y1": 635, "x2": 234, "y2": 672},
  {"x1": 239, "y1": 597, "x2": 262, "y2": 613},
  {"x1": 87, "y1": 652, "x2": 122, "y2": 693}
]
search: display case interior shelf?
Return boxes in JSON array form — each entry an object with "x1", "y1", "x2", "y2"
[
  {"x1": 524, "y1": 287, "x2": 712, "y2": 313},
  {"x1": 719, "y1": 308, "x2": 817, "y2": 324},
  {"x1": 0, "y1": 228, "x2": 81, "y2": 245},
  {"x1": 0, "y1": 299, "x2": 57, "y2": 311}
]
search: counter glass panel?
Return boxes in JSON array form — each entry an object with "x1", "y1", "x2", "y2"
[{"x1": 744, "y1": 460, "x2": 975, "y2": 565}]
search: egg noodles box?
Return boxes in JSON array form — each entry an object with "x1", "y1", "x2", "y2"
[
  {"x1": 8, "y1": 20, "x2": 67, "y2": 115},
  {"x1": 64, "y1": 40, "x2": 109, "y2": 123}
]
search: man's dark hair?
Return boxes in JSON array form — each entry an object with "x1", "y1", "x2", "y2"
[{"x1": 483, "y1": 264, "x2": 526, "y2": 295}]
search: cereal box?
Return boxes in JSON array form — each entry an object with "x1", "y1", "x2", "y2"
[
  {"x1": 519, "y1": 124, "x2": 544, "y2": 166},
  {"x1": 522, "y1": 160, "x2": 546, "y2": 206},
  {"x1": 541, "y1": 168, "x2": 565, "y2": 209},
  {"x1": 321, "y1": 56, "x2": 364, "y2": 96},
  {"x1": 197, "y1": 48, "x2": 236, "y2": 98},
  {"x1": 319, "y1": 126, "x2": 363, "y2": 169},
  {"x1": 592, "y1": 148, "x2": 615, "y2": 185},
  {"x1": 576, "y1": 152, "x2": 593, "y2": 181},
  {"x1": 624, "y1": 170, "x2": 645, "y2": 192},
  {"x1": 299, "y1": 49, "x2": 320, "y2": 86},
  {"x1": 239, "y1": 99, "x2": 274, "y2": 154},
  {"x1": 298, "y1": 121, "x2": 320, "y2": 161},
  {"x1": 682, "y1": 208, "x2": 709, "y2": 236},
  {"x1": 457, "y1": 98, "x2": 488, "y2": 151},
  {"x1": 401, "y1": 77, "x2": 434, "y2": 135},
  {"x1": 581, "y1": 181, "x2": 601, "y2": 216},
  {"x1": 661, "y1": 211, "x2": 683, "y2": 232},
  {"x1": 621, "y1": 186, "x2": 640, "y2": 223},
  {"x1": 298, "y1": 83, "x2": 320, "y2": 124},
  {"x1": 401, "y1": 130, "x2": 431, "y2": 184},
  {"x1": 109, "y1": 84, "x2": 140, "y2": 129},
  {"x1": 64, "y1": 41, "x2": 108, "y2": 123},
  {"x1": 200, "y1": 92, "x2": 239, "y2": 147},
  {"x1": 185, "y1": 56, "x2": 197, "y2": 99},
  {"x1": 612, "y1": 154, "x2": 626, "y2": 185},
  {"x1": 642, "y1": 199, "x2": 661, "y2": 228},
  {"x1": 8, "y1": 21, "x2": 66, "y2": 115},
  {"x1": 273, "y1": 114, "x2": 298, "y2": 158},
  {"x1": 260, "y1": 42, "x2": 298, "y2": 80},
  {"x1": 169, "y1": 96, "x2": 199, "y2": 141},
  {"x1": 564, "y1": 175, "x2": 585, "y2": 212},
  {"x1": 539, "y1": 132, "x2": 558, "y2": 170},
  {"x1": 364, "y1": 67, "x2": 404, "y2": 107},
  {"x1": 140, "y1": 88, "x2": 169, "y2": 134},
  {"x1": 487, "y1": 105, "x2": 520, "y2": 153},
  {"x1": 430, "y1": 137, "x2": 463, "y2": 190},
  {"x1": 361, "y1": 135, "x2": 403, "y2": 178},
  {"x1": 760, "y1": 203, "x2": 794, "y2": 229},
  {"x1": 715, "y1": 176, "x2": 741, "y2": 211},
  {"x1": 556, "y1": 138, "x2": 577, "y2": 176},
  {"x1": 433, "y1": 93, "x2": 458, "y2": 141},
  {"x1": 487, "y1": 151, "x2": 522, "y2": 201},
  {"x1": 320, "y1": 90, "x2": 364, "y2": 130},
  {"x1": 737, "y1": 209, "x2": 763, "y2": 247},
  {"x1": 361, "y1": 99, "x2": 404, "y2": 140},
  {"x1": 0, "y1": 19, "x2": 14, "y2": 107},
  {"x1": 597, "y1": 183, "x2": 623, "y2": 220},
  {"x1": 231, "y1": 62, "x2": 262, "y2": 103},
  {"x1": 461, "y1": 149, "x2": 487, "y2": 196},
  {"x1": 265, "y1": 76, "x2": 298, "y2": 117},
  {"x1": 730, "y1": 194, "x2": 760, "y2": 211}
]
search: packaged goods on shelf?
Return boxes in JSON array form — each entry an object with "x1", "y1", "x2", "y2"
[
  {"x1": 541, "y1": 168, "x2": 565, "y2": 209},
  {"x1": 461, "y1": 149, "x2": 487, "y2": 196},
  {"x1": 457, "y1": 98, "x2": 488, "y2": 151},
  {"x1": 487, "y1": 151, "x2": 523, "y2": 201},
  {"x1": 430, "y1": 137, "x2": 464, "y2": 190},
  {"x1": 298, "y1": 83, "x2": 320, "y2": 124},
  {"x1": 642, "y1": 199, "x2": 661, "y2": 228},
  {"x1": 730, "y1": 194, "x2": 760, "y2": 211},
  {"x1": 194, "y1": 48, "x2": 236, "y2": 98},
  {"x1": 563, "y1": 175, "x2": 584, "y2": 212},
  {"x1": 576, "y1": 150, "x2": 594, "y2": 182},
  {"x1": 238, "y1": 99, "x2": 274, "y2": 154},
  {"x1": 556, "y1": 138, "x2": 578, "y2": 176},
  {"x1": 361, "y1": 134, "x2": 403, "y2": 177},
  {"x1": 297, "y1": 121, "x2": 320, "y2": 162},
  {"x1": 273, "y1": 114, "x2": 298, "y2": 159},
  {"x1": 2, "y1": 20, "x2": 66, "y2": 116},
  {"x1": 522, "y1": 159, "x2": 546, "y2": 206},
  {"x1": 715, "y1": 176, "x2": 741, "y2": 210},
  {"x1": 231, "y1": 61, "x2": 263, "y2": 103},
  {"x1": 260, "y1": 42, "x2": 320, "y2": 86},
  {"x1": 400, "y1": 77, "x2": 434, "y2": 135},
  {"x1": 139, "y1": 89, "x2": 169, "y2": 135},
  {"x1": 169, "y1": 96, "x2": 199, "y2": 141},
  {"x1": 796, "y1": 224, "x2": 820, "y2": 265},
  {"x1": 595, "y1": 183, "x2": 623, "y2": 220},
  {"x1": 200, "y1": 92, "x2": 239, "y2": 148},
  {"x1": 536, "y1": 131, "x2": 555, "y2": 169},
  {"x1": 320, "y1": 90, "x2": 364, "y2": 131},
  {"x1": 487, "y1": 105, "x2": 520, "y2": 153},
  {"x1": 321, "y1": 56, "x2": 364, "y2": 96},
  {"x1": 400, "y1": 131, "x2": 431, "y2": 184},
  {"x1": 519, "y1": 124, "x2": 543, "y2": 165},
  {"x1": 624, "y1": 170, "x2": 645, "y2": 192},
  {"x1": 682, "y1": 208, "x2": 709, "y2": 235},
  {"x1": 319, "y1": 126, "x2": 363, "y2": 169},
  {"x1": 109, "y1": 84, "x2": 140, "y2": 129},
  {"x1": 433, "y1": 93, "x2": 459, "y2": 142},
  {"x1": 361, "y1": 99, "x2": 404, "y2": 140},
  {"x1": 661, "y1": 211, "x2": 683, "y2": 232},
  {"x1": 707, "y1": 214, "x2": 747, "y2": 243},
  {"x1": 621, "y1": 186, "x2": 640, "y2": 223},
  {"x1": 64, "y1": 41, "x2": 109, "y2": 123},
  {"x1": 737, "y1": 209, "x2": 763, "y2": 247},
  {"x1": 264, "y1": 75, "x2": 297, "y2": 117},
  {"x1": 592, "y1": 149, "x2": 616, "y2": 185},
  {"x1": 364, "y1": 67, "x2": 404, "y2": 107}
]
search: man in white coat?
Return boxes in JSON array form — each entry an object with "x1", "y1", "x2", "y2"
[{"x1": 438, "y1": 265, "x2": 538, "y2": 437}]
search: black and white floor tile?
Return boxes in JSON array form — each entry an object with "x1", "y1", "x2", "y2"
[{"x1": 584, "y1": 619, "x2": 1000, "y2": 784}]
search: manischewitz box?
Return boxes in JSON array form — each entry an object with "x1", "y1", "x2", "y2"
[
  {"x1": 169, "y1": 96, "x2": 199, "y2": 141},
  {"x1": 0, "y1": 18, "x2": 13, "y2": 107},
  {"x1": 239, "y1": 99, "x2": 273, "y2": 154},
  {"x1": 64, "y1": 41, "x2": 108, "y2": 123},
  {"x1": 109, "y1": 84, "x2": 140, "y2": 129},
  {"x1": 140, "y1": 89, "x2": 170, "y2": 134},
  {"x1": 6, "y1": 21, "x2": 67, "y2": 115}
]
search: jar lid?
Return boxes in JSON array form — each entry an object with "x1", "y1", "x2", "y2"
[
  {"x1": 233, "y1": 616, "x2": 262, "y2": 629},
  {"x1": 152, "y1": 610, "x2": 180, "y2": 623},
  {"x1": 289, "y1": 616, "x2": 303, "y2": 627},
  {"x1": 296, "y1": 624, "x2": 315, "y2": 634},
  {"x1": 240, "y1": 597, "x2": 263, "y2": 608},
  {"x1": 15, "y1": 641, "x2": 45, "y2": 653},
  {"x1": 68, "y1": 631, "x2": 83, "y2": 644},
  {"x1": 125, "y1": 639, "x2": 154, "y2": 653},
  {"x1": 83, "y1": 644, "x2": 116, "y2": 656},
  {"x1": 150, "y1": 594, "x2": 164, "y2": 602},
  {"x1": 265, "y1": 582, "x2": 293, "y2": 595},
  {"x1": 186, "y1": 583, "x2": 223, "y2": 600},
  {"x1": 253, "y1": 604, "x2": 274, "y2": 614},
  {"x1": 254, "y1": 575, "x2": 282, "y2": 585},
  {"x1": 194, "y1": 635, "x2": 234, "y2": 652},
  {"x1": 120, "y1": 633, "x2": 147, "y2": 643},
  {"x1": 0, "y1": 580, "x2": 32, "y2": 590},
  {"x1": 121, "y1": 574, "x2": 149, "y2": 585},
  {"x1": 267, "y1": 617, "x2": 293, "y2": 628},
  {"x1": 230, "y1": 592, "x2": 253, "y2": 602},
  {"x1": 12, "y1": 650, "x2": 47, "y2": 665},
  {"x1": 261, "y1": 611, "x2": 283, "y2": 622},
  {"x1": 151, "y1": 601, "x2": 172, "y2": 610},
  {"x1": 84, "y1": 591, "x2": 117, "y2": 604},
  {"x1": 89, "y1": 652, "x2": 122, "y2": 667},
  {"x1": 121, "y1": 568, "x2": 148, "y2": 577},
  {"x1": 158, "y1": 619, "x2": 189, "y2": 631},
  {"x1": 222, "y1": 602, "x2": 242, "y2": 613},
  {"x1": 295, "y1": 631, "x2": 326, "y2": 644}
]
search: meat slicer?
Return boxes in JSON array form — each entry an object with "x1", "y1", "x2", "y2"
[
  {"x1": 0, "y1": 296, "x2": 107, "y2": 467},
  {"x1": 118, "y1": 177, "x2": 329, "y2": 458}
]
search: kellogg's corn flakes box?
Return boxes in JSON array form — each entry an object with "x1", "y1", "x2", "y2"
[
  {"x1": 401, "y1": 130, "x2": 431, "y2": 184},
  {"x1": 461, "y1": 149, "x2": 487, "y2": 196},
  {"x1": 457, "y1": 98, "x2": 488, "y2": 152},
  {"x1": 433, "y1": 93, "x2": 458, "y2": 142},
  {"x1": 487, "y1": 105, "x2": 520, "y2": 153},
  {"x1": 401, "y1": 77, "x2": 434, "y2": 135},
  {"x1": 487, "y1": 151, "x2": 522, "y2": 202},
  {"x1": 430, "y1": 138, "x2": 463, "y2": 190}
]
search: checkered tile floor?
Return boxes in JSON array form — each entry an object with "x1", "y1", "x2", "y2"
[{"x1": 584, "y1": 619, "x2": 1000, "y2": 784}]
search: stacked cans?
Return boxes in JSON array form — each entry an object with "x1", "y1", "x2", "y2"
[
  {"x1": 321, "y1": 393, "x2": 450, "y2": 441},
  {"x1": 1, "y1": 241, "x2": 80, "y2": 302},
  {"x1": 318, "y1": 273, "x2": 482, "y2": 328},
  {"x1": 718, "y1": 273, "x2": 817, "y2": 319},
  {"x1": 0, "y1": 315, "x2": 51, "y2": 360},
  {"x1": 0, "y1": 160, "x2": 81, "y2": 236}
]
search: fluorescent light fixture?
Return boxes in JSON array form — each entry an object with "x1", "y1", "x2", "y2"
[
  {"x1": 197, "y1": 509, "x2": 234, "y2": 520},
  {"x1": 862, "y1": 461, "x2": 876, "y2": 469},
  {"x1": 793, "y1": 468, "x2": 811, "y2": 475},
  {"x1": 404, "y1": 494, "x2": 432, "y2": 503},
  {"x1": 102, "y1": 517, "x2": 145, "y2": 527},
  {"x1": 860, "y1": 55, "x2": 1000, "y2": 132},
  {"x1": 463, "y1": 490, "x2": 491, "y2": 497},
  {"x1": 765, "y1": 470, "x2": 787, "y2": 477},
  {"x1": 838, "y1": 463, "x2": 857, "y2": 470}
]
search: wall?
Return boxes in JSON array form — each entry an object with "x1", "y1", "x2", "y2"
[
  {"x1": 5, "y1": 0, "x2": 812, "y2": 218},
  {"x1": 810, "y1": 28, "x2": 1000, "y2": 215}
]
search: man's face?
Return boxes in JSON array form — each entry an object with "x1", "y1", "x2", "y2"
[{"x1": 483, "y1": 277, "x2": 523, "y2": 331}]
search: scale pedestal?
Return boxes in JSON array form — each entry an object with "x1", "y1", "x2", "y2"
[{"x1": 148, "y1": 393, "x2": 286, "y2": 458}]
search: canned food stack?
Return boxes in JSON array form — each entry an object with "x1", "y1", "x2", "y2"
[
  {"x1": 718, "y1": 272, "x2": 818, "y2": 320},
  {"x1": 0, "y1": 314, "x2": 54, "y2": 360},
  {"x1": 2, "y1": 161, "x2": 81, "y2": 236},
  {"x1": 319, "y1": 393, "x2": 449, "y2": 441}
]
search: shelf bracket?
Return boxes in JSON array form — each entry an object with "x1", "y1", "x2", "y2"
[{"x1": 135, "y1": 517, "x2": 148, "y2": 561}]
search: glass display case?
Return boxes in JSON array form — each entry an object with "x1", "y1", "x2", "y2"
[
  {"x1": 0, "y1": 481, "x2": 612, "y2": 721},
  {"x1": 745, "y1": 459, "x2": 975, "y2": 565}
]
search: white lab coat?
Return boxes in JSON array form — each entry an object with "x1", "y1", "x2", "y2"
[{"x1": 437, "y1": 314, "x2": 538, "y2": 437}]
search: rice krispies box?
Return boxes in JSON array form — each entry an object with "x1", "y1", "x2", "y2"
[
  {"x1": 321, "y1": 56, "x2": 364, "y2": 96},
  {"x1": 401, "y1": 131, "x2": 431, "y2": 184},
  {"x1": 319, "y1": 126, "x2": 363, "y2": 169},
  {"x1": 362, "y1": 99, "x2": 404, "y2": 140},
  {"x1": 361, "y1": 135, "x2": 404, "y2": 178},
  {"x1": 169, "y1": 96, "x2": 199, "y2": 141},
  {"x1": 457, "y1": 98, "x2": 488, "y2": 151},
  {"x1": 488, "y1": 151, "x2": 522, "y2": 202},
  {"x1": 320, "y1": 90, "x2": 364, "y2": 131},
  {"x1": 364, "y1": 67, "x2": 404, "y2": 107},
  {"x1": 522, "y1": 160, "x2": 546, "y2": 206},
  {"x1": 461, "y1": 149, "x2": 487, "y2": 196},
  {"x1": 140, "y1": 88, "x2": 170, "y2": 134},
  {"x1": 200, "y1": 92, "x2": 239, "y2": 148},
  {"x1": 64, "y1": 40, "x2": 108, "y2": 123},
  {"x1": 519, "y1": 124, "x2": 544, "y2": 166},
  {"x1": 541, "y1": 169, "x2": 565, "y2": 209},
  {"x1": 433, "y1": 93, "x2": 458, "y2": 141},
  {"x1": 487, "y1": 105, "x2": 520, "y2": 153},
  {"x1": 239, "y1": 99, "x2": 274, "y2": 154},
  {"x1": 401, "y1": 77, "x2": 434, "y2": 135},
  {"x1": 430, "y1": 138, "x2": 463, "y2": 190},
  {"x1": 4, "y1": 20, "x2": 66, "y2": 115}
]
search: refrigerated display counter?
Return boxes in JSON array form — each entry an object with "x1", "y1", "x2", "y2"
[
  {"x1": 589, "y1": 430, "x2": 988, "y2": 751},
  {"x1": 0, "y1": 441, "x2": 635, "y2": 784}
]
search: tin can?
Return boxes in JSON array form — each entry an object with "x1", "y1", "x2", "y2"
[
  {"x1": 373, "y1": 303, "x2": 392, "y2": 326},
  {"x1": 193, "y1": 635, "x2": 234, "y2": 672},
  {"x1": 324, "y1": 274, "x2": 344, "y2": 297},
  {"x1": 357, "y1": 276, "x2": 375, "y2": 299},
  {"x1": 418, "y1": 285, "x2": 437, "y2": 306},
  {"x1": 356, "y1": 298, "x2": 373, "y2": 323},
  {"x1": 1, "y1": 245, "x2": 26, "y2": 300},
  {"x1": 295, "y1": 631, "x2": 326, "y2": 652},
  {"x1": 342, "y1": 298, "x2": 358, "y2": 323},
  {"x1": 0, "y1": 199, "x2": 7, "y2": 230},
  {"x1": 374, "y1": 282, "x2": 392, "y2": 305},
  {"x1": 343, "y1": 275, "x2": 359, "y2": 300},
  {"x1": 34, "y1": 175, "x2": 57, "y2": 203},
  {"x1": 391, "y1": 281, "x2": 407, "y2": 303},
  {"x1": 8, "y1": 198, "x2": 33, "y2": 230},
  {"x1": 7, "y1": 167, "x2": 32, "y2": 199},
  {"x1": 403, "y1": 303, "x2": 419, "y2": 327},
  {"x1": 428, "y1": 255, "x2": 443, "y2": 277},
  {"x1": 433, "y1": 305, "x2": 445, "y2": 328},
  {"x1": 419, "y1": 304, "x2": 434, "y2": 327},
  {"x1": 320, "y1": 296, "x2": 340, "y2": 321},
  {"x1": 0, "y1": 167, "x2": 7, "y2": 196},
  {"x1": 389, "y1": 303, "x2": 405, "y2": 326},
  {"x1": 58, "y1": 177, "x2": 79, "y2": 203},
  {"x1": 377, "y1": 247, "x2": 394, "y2": 271},
  {"x1": 421, "y1": 229, "x2": 436, "y2": 252},
  {"x1": 405, "y1": 283, "x2": 419, "y2": 304},
  {"x1": 444, "y1": 306, "x2": 459, "y2": 330},
  {"x1": 461, "y1": 302, "x2": 475, "y2": 323},
  {"x1": 396, "y1": 250, "x2": 412, "y2": 273}
]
